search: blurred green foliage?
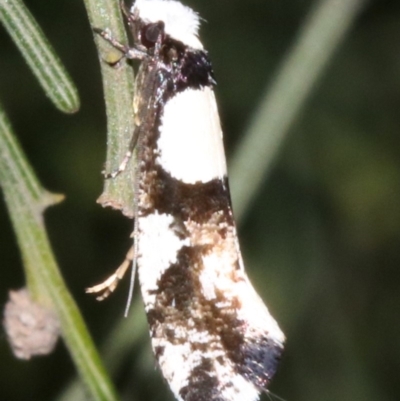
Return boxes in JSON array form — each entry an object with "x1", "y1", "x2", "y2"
[{"x1": 1, "y1": 0, "x2": 400, "y2": 401}]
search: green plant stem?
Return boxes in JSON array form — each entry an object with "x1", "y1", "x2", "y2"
[
  {"x1": 0, "y1": 105, "x2": 118, "y2": 401},
  {"x1": 83, "y1": 0, "x2": 137, "y2": 218},
  {"x1": 0, "y1": 0, "x2": 79, "y2": 113},
  {"x1": 229, "y1": 0, "x2": 368, "y2": 222},
  {"x1": 57, "y1": 298, "x2": 147, "y2": 401}
]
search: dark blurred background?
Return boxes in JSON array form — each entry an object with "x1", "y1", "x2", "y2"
[{"x1": 1, "y1": 0, "x2": 400, "y2": 400}]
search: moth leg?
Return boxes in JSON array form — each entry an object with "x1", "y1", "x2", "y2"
[
  {"x1": 86, "y1": 246, "x2": 134, "y2": 301},
  {"x1": 93, "y1": 27, "x2": 146, "y2": 60},
  {"x1": 120, "y1": 0, "x2": 131, "y2": 19},
  {"x1": 102, "y1": 128, "x2": 140, "y2": 178}
]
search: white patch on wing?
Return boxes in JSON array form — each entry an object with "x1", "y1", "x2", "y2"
[
  {"x1": 236, "y1": 275, "x2": 286, "y2": 346},
  {"x1": 138, "y1": 212, "x2": 189, "y2": 308},
  {"x1": 199, "y1": 247, "x2": 238, "y2": 302},
  {"x1": 154, "y1": 327, "x2": 260, "y2": 401},
  {"x1": 133, "y1": 0, "x2": 203, "y2": 49},
  {"x1": 154, "y1": 340, "x2": 191, "y2": 401},
  {"x1": 158, "y1": 87, "x2": 227, "y2": 184},
  {"x1": 216, "y1": 364, "x2": 259, "y2": 401}
]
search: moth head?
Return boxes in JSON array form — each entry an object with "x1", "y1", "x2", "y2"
[{"x1": 131, "y1": 0, "x2": 203, "y2": 49}]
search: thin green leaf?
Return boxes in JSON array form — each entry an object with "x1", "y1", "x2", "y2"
[
  {"x1": 229, "y1": 0, "x2": 368, "y2": 222},
  {"x1": 0, "y1": 0, "x2": 80, "y2": 113}
]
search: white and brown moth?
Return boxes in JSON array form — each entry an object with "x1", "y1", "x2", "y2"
[{"x1": 88, "y1": 1, "x2": 285, "y2": 400}]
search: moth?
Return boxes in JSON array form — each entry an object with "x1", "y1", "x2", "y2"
[{"x1": 87, "y1": 1, "x2": 285, "y2": 400}]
